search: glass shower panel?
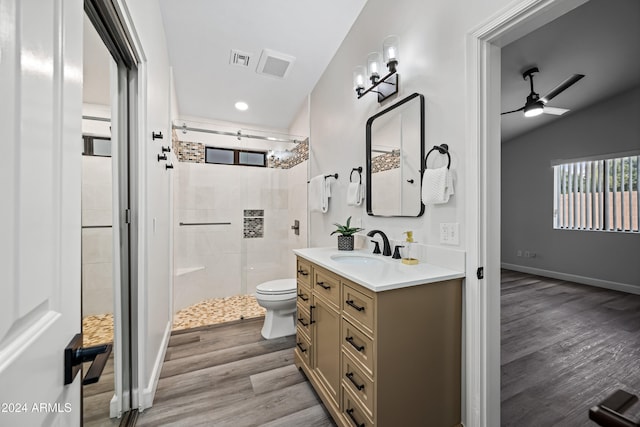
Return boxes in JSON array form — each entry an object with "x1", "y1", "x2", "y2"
[{"x1": 172, "y1": 127, "x2": 308, "y2": 329}]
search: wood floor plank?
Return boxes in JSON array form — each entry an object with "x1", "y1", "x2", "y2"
[
  {"x1": 501, "y1": 270, "x2": 640, "y2": 427},
  {"x1": 137, "y1": 319, "x2": 331, "y2": 426},
  {"x1": 176, "y1": 381, "x2": 322, "y2": 427},
  {"x1": 161, "y1": 336, "x2": 295, "y2": 379},
  {"x1": 259, "y1": 404, "x2": 336, "y2": 427}
]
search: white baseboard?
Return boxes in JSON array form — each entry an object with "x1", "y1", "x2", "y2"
[
  {"x1": 141, "y1": 320, "x2": 172, "y2": 410},
  {"x1": 501, "y1": 263, "x2": 640, "y2": 295}
]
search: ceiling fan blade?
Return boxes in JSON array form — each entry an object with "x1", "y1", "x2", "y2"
[
  {"x1": 543, "y1": 106, "x2": 569, "y2": 116},
  {"x1": 501, "y1": 106, "x2": 525, "y2": 115},
  {"x1": 540, "y1": 74, "x2": 585, "y2": 103}
]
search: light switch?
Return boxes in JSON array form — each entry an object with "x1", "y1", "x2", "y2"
[{"x1": 440, "y1": 223, "x2": 459, "y2": 245}]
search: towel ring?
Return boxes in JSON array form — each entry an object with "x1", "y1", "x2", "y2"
[
  {"x1": 423, "y1": 144, "x2": 451, "y2": 170},
  {"x1": 350, "y1": 167, "x2": 362, "y2": 183}
]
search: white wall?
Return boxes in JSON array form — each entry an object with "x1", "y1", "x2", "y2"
[
  {"x1": 306, "y1": 0, "x2": 517, "y2": 425},
  {"x1": 307, "y1": 0, "x2": 513, "y2": 250},
  {"x1": 122, "y1": 0, "x2": 173, "y2": 409},
  {"x1": 502, "y1": 86, "x2": 640, "y2": 289}
]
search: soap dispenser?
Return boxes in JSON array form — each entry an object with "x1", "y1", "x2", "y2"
[{"x1": 401, "y1": 231, "x2": 419, "y2": 265}]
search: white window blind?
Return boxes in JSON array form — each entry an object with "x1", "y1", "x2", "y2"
[{"x1": 554, "y1": 155, "x2": 639, "y2": 232}]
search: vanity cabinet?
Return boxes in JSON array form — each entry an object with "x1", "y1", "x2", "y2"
[{"x1": 294, "y1": 256, "x2": 463, "y2": 427}]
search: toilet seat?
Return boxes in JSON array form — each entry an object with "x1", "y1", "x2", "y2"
[{"x1": 256, "y1": 279, "x2": 297, "y2": 296}]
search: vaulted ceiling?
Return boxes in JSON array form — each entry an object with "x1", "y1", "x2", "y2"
[
  {"x1": 157, "y1": 0, "x2": 367, "y2": 131},
  {"x1": 501, "y1": 0, "x2": 640, "y2": 142}
]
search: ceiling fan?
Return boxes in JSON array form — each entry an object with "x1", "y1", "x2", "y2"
[{"x1": 502, "y1": 67, "x2": 585, "y2": 117}]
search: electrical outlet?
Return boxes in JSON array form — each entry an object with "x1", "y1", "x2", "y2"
[
  {"x1": 517, "y1": 250, "x2": 522, "y2": 257},
  {"x1": 524, "y1": 251, "x2": 530, "y2": 258}
]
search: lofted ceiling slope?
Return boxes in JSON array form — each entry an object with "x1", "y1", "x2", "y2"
[
  {"x1": 501, "y1": 0, "x2": 640, "y2": 142},
  {"x1": 158, "y1": 0, "x2": 367, "y2": 131}
]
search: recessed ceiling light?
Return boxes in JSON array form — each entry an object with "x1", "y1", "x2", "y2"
[{"x1": 235, "y1": 101, "x2": 249, "y2": 111}]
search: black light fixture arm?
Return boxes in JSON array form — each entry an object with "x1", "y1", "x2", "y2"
[{"x1": 357, "y1": 69, "x2": 397, "y2": 100}]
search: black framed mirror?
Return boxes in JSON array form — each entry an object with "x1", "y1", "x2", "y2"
[{"x1": 366, "y1": 92, "x2": 425, "y2": 217}]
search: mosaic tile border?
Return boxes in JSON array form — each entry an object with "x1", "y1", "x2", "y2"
[
  {"x1": 174, "y1": 138, "x2": 308, "y2": 170},
  {"x1": 268, "y1": 139, "x2": 309, "y2": 169},
  {"x1": 176, "y1": 140, "x2": 205, "y2": 163},
  {"x1": 371, "y1": 151, "x2": 400, "y2": 173},
  {"x1": 244, "y1": 209, "x2": 264, "y2": 217}
]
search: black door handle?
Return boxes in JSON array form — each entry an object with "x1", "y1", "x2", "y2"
[{"x1": 64, "y1": 333, "x2": 113, "y2": 385}]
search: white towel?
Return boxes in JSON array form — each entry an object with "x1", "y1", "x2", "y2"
[
  {"x1": 421, "y1": 166, "x2": 454, "y2": 205},
  {"x1": 309, "y1": 175, "x2": 330, "y2": 213},
  {"x1": 347, "y1": 182, "x2": 363, "y2": 206}
]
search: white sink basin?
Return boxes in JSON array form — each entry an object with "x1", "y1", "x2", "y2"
[{"x1": 330, "y1": 254, "x2": 385, "y2": 266}]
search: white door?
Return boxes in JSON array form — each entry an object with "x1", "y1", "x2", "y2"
[{"x1": 0, "y1": 0, "x2": 84, "y2": 425}]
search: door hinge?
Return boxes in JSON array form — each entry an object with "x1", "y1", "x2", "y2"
[
  {"x1": 476, "y1": 267, "x2": 484, "y2": 280},
  {"x1": 125, "y1": 209, "x2": 131, "y2": 224}
]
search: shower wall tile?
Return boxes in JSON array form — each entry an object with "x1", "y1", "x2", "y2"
[
  {"x1": 175, "y1": 153, "x2": 307, "y2": 305},
  {"x1": 82, "y1": 228, "x2": 113, "y2": 264},
  {"x1": 82, "y1": 155, "x2": 114, "y2": 317},
  {"x1": 82, "y1": 210, "x2": 112, "y2": 228},
  {"x1": 82, "y1": 262, "x2": 113, "y2": 316}
]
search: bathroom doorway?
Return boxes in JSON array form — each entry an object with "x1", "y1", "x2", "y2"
[
  {"x1": 172, "y1": 123, "x2": 309, "y2": 331},
  {"x1": 81, "y1": 12, "x2": 118, "y2": 426},
  {"x1": 81, "y1": 0, "x2": 140, "y2": 424}
]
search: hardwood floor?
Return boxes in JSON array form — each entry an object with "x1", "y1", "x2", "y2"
[
  {"x1": 130, "y1": 272, "x2": 640, "y2": 426},
  {"x1": 83, "y1": 355, "x2": 120, "y2": 427},
  {"x1": 136, "y1": 318, "x2": 335, "y2": 427},
  {"x1": 501, "y1": 270, "x2": 640, "y2": 426}
]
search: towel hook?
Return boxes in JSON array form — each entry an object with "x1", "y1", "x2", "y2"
[
  {"x1": 350, "y1": 167, "x2": 362, "y2": 183},
  {"x1": 424, "y1": 144, "x2": 451, "y2": 170}
]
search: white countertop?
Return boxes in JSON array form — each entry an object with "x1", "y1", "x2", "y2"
[{"x1": 293, "y1": 247, "x2": 465, "y2": 292}]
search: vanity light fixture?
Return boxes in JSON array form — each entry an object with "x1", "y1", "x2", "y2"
[{"x1": 353, "y1": 35, "x2": 399, "y2": 103}]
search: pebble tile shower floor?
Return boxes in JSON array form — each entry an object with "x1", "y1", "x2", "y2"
[{"x1": 82, "y1": 294, "x2": 266, "y2": 346}]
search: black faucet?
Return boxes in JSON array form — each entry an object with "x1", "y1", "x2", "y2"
[{"x1": 366, "y1": 230, "x2": 391, "y2": 256}]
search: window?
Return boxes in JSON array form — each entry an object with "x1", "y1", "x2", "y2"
[
  {"x1": 204, "y1": 146, "x2": 266, "y2": 167},
  {"x1": 83, "y1": 136, "x2": 111, "y2": 157},
  {"x1": 553, "y1": 155, "x2": 639, "y2": 232}
]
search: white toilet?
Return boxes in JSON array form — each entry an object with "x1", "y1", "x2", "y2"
[{"x1": 255, "y1": 278, "x2": 297, "y2": 339}]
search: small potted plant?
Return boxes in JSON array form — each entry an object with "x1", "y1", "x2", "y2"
[{"x1": 330, "y1": 216, "x2": 364, "y2": 251}]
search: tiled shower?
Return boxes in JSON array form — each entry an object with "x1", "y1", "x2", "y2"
[{"x1": 172, "y1": 133, "x2": 308, "y2": 329}]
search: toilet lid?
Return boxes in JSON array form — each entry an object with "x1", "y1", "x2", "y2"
[{"x1": 256, "y1": 279, "x2": 297, "y2": 295}]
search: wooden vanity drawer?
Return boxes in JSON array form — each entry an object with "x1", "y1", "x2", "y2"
[
  {"x1": 296, "y1": 257, "x2": 312, "y2": 287},
  {"x1": 342, "y1": 386, "x2": 375, "y2": 427},
  {"x1": 296, "y1": 304, "x2": 312, "y2": 337},
  {"x1": 295, "y1": 329, "x2": 312, "y2": 367},
  {"x1": 342, "y1": 283, "x2": 374, "y2": 335},
  {"x1": 296, "y1": 283, "x2": 311, "y2": 311},
  {"x1": 313, "y1": 267, "x2": 341, "y2": 308},
  {"x1": 342, "y1": 319, "x2": 374, "y2": 377},
  {"x1": 342, "y1": 351, "x2": 374, "y2": 419}
]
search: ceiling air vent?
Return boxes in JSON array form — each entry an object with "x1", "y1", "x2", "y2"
[
  {"x1": 256, "y1": 49, "x2": 295, "y2": 79},
  {"x1": 230, "y1": 49, "x2": 252, "y2": 67}
]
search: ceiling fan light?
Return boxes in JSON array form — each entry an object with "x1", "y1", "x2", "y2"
[{"x1": 524, "y1": 101, "x2": 544, "y2": 117}]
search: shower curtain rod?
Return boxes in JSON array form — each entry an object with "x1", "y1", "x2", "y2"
[{"x1": 172, "y1": 123, "x2": 302, "y2": 144}]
